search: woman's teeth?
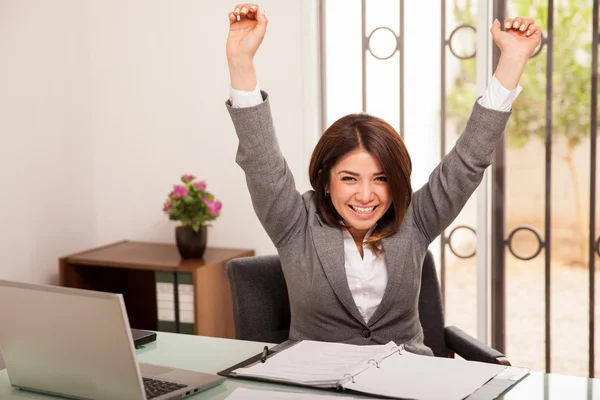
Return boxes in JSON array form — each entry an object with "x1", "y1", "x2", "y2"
[{"x1": 351, "y1": 205, "x2": 376, "y2": 214}]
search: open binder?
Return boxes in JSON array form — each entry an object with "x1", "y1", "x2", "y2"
[{"x1": 218, "y1": 340, "x2": 530, "y2": 400}]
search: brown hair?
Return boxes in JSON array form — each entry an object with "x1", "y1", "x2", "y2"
[{"x1": 308, "y1": 113, "x2": 412, "y2": 247}]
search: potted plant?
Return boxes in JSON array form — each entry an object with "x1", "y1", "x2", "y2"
[{"x1": 163, "y1": 174, "x2": 222, "y2": 259}]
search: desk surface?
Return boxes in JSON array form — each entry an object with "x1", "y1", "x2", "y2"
[{"x1": 0, "y1": 332, "x2": 599, "y2": 399}]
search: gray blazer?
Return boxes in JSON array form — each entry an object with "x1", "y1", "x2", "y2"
[{"x1": 226, "y1": 91, "x2": 510, "y2": 356}]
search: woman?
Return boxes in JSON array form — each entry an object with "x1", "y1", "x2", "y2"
[{"x1": 225, "y1": 4, "x2": 541, "y2": 355}]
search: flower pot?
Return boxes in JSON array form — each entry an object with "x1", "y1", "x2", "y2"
[{"x1": 175, "y1": 226, "x2": 207, "y2": 259}]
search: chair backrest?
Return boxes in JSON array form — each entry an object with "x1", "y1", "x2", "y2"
[
  {"x1": 418, "y1": 251, "x2": 447, "y2": 357},
  {"x1": 226, "y1": 255, "x2": 291, "y2": 344},
  {"x1": 227, "y1": 251, "x2": 447, "y2": 356}
]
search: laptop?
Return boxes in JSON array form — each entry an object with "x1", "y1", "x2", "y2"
[
  {"x1": 132, "y1": 328, "x2": 157, "y2": 348},
  {"x1": 0, "y1": 280, "x2": 225, "y2": 399}
]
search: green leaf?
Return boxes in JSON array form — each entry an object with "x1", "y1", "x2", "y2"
[{"x1": 192, "y1": 221, "x2": 201, "y2": 232}]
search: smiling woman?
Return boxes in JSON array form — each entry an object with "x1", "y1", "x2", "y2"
[
  {"x1": 308, "y1": 113, "x2": 411, "y2": 256},
  {"x1": 223, "y1": 3, "x2": 541, "y2": 350}
]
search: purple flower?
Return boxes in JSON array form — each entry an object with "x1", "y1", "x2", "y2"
[
  {"x1": 203, "y1": 198, "x2": 222, "y2": 217},
  {"x1": 172, "y1": 185, "x2": 189, "y2": 198},
  {"x1": 194, "y1": 181, "x2": 206, "y2": 191},
  {"x1": 163, "y1": 202, "x2": 171, "y2": 212},
  {"x1": 181, "y1": 174, "x2": 195, "y2": 183}
]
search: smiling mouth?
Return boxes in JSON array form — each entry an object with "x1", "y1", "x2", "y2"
[{"x1": 349, "y1": 205, "x2": 378, "y2": 214}]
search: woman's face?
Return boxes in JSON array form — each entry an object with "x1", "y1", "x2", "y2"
[{"x1": 328, "y1": 149, "x2": 392, "y2": 238}]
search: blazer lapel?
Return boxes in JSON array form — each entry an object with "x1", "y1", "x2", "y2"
[
  {"x1": 368, "y1": 235, "x2": 403, "y2": 326},
  {"x1": 310, "y1": 224, "x2": 365, "y2": 325}
]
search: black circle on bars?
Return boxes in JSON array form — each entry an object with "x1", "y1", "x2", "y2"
[
  {"x1": 530, "y1": 34, "x2": 547, "y2": 58},
  {"x1": 367, "y1": 27, "x2": 400, "y2": 60},
  {"x1": 447, "y1": 225, "x2": 477, "y2": 259},
  {"x1": 447, "y1": 24, "x2": 477, "y2": 60},
  {"x1": 506, "y1": 226, "x2": 544, "y2": 261}
]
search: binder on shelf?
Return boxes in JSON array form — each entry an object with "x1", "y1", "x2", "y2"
[
  {"x1": 155, "y1": 271, "x2": 177, "y2": 333},
  {"x1": 155, "y1": 271, "x2": 196, "y2": 334},
  {"x1": 218, "y1": 340, "x2": 530, "y2": 400},
  {"x1": 176, "y1": 272, "x2": 195, "y2": 334}
]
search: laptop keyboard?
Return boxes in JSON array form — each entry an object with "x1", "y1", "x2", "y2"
[{"x1": 143, "y1": 377, "x2": 187, "y2": 399}]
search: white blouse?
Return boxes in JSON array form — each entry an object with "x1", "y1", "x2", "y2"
[{"x1": 342, "y1": 225, "x2": 387, "y2": 323}]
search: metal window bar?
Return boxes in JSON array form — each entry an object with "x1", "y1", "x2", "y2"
[
  {"x1": 440, "y1": 0, "x2": 482, "y2": 317},
  {"x1": 491, "y1": 0, "x2": 554, "y2": 372},
  {"x1": 544, "y1": 0, "x2": 554, "y2": 374},
  {"x1": 589, "y1": 0, "x2": 598, "y2": 379},
  {"x1": 440, "y1": 0, "x2": 447, "y2": 308},
  {"x1": 491, "y1": 0, "x2": 507, "y2": 359},
  {"x1": 360, "y1": 0, "x2": 404, "y2": 138},
  {"x1": 492, "y1": 0, "x2": 599, "y2": 377}
]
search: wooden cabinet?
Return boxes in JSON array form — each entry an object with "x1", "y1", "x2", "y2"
[{"x1": 59, "y1": 240, "x2": 254, "y2": 339}]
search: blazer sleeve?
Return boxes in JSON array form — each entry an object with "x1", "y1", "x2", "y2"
[
  {"x1": 225, "y1": 91, "x2": 307, "y2": 248},
  {"x1": 411, "y1": 97, "x2": 512, "y2": 243}
]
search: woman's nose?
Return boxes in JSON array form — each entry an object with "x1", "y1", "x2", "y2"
[{"x1": 355, "y1": 182, "x2": 374, "y2": 203}]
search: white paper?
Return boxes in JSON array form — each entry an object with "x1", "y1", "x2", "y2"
[
  {"x1": 232, "y1": 340, "x2": 396, "y2": 387},
  {"x1": 225, "y1": 387, "x2": 376, "y2": 399},
  {"x1": 346, "y1": 350, "x2": 507, "y2": 400}
]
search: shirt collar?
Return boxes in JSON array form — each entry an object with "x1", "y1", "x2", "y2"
[{"x1": 341, "y1": 222, "x2": 378, "y2": 243}]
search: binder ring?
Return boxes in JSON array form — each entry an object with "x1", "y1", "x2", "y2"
[
  {"x1": 368, "y1": 358, "x2": 380, "y2": 368},
  {"x1": 335, "y1": 373, "x2": 355, "y2": 390},
  {"x1": 390, "y1": 344, "x2": 405, "y2": 355}
]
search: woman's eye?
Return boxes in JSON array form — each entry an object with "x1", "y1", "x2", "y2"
[
  {"x1": 341, "y1": 176, "x2": 356, "y2": 181},
  {"x1": 375, "y1": 176, "x2": 388, "y2": 182}
]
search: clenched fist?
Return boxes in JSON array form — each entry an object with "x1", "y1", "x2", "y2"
[{"x1": 226, "y1": 3, "x2": 268, "y2": 63}]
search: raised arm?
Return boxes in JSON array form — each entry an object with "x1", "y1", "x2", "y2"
[
  {"x1": 226, "y1": 4, "x2": 307, "y2": 248},
  {"x1": 411, "y1": 17, "x2": 542, "y2": 243}
]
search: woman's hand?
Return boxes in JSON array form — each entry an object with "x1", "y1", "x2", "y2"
[
  {"x1": 226, "y1": 4, "x2": 267, "y2": 91},
  {"x1": 491, "y1": 17, "x2": 542, "y2": 59},
  {"x1": 226, "y1": 3, "x2": 267, "y2": 61},
  {"x1": 490, "y1": 17, "x2": 542, "y2": 91}
]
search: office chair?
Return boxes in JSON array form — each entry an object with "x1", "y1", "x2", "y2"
[{"x1": 226, "y1": 251, "x2": 510, "y2": 365}]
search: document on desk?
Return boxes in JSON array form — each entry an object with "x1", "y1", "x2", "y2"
[
  {"x1": 346, "y1": 350, "x2": 507, "y2": 400},
  {"x1": 230, "y1": 340, "x2": 513, "y2": 400},
  {"x1": 232, "y1": 340, "x2": 393, "y2": 388}
]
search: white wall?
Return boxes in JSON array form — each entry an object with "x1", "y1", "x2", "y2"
[
  {"x1": 0, "y1": 0, "x2": 320, "y2": 285},
  {"x1": 0, "y1": 0, "x2": 97, "y2": 284},
  {"x1": 88, "y1": 0, "x2": 319, "y2": 255}
]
